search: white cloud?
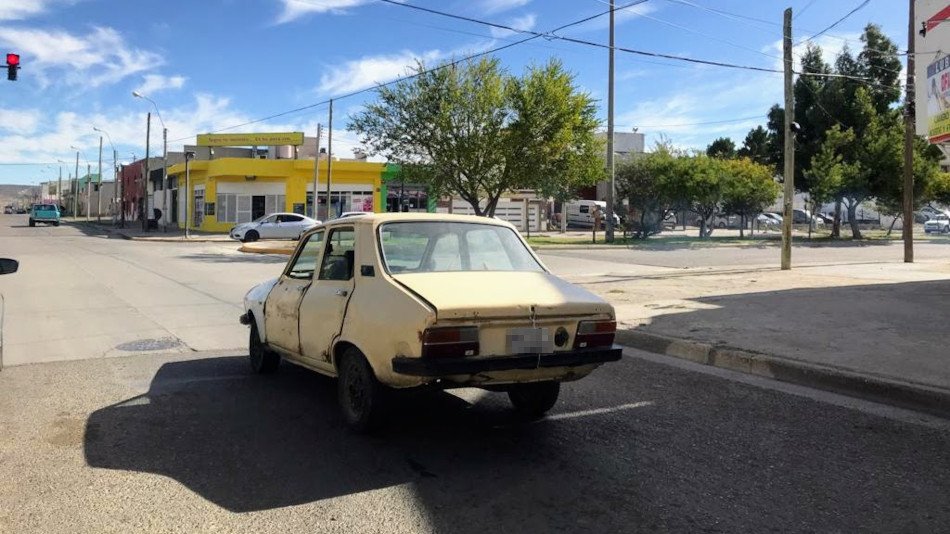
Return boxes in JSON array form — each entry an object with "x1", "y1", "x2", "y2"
[
  {"x1": 490, "y1": 13, "x2": 536, "y2": 39},
  {"x1": 616, "y1": 72, "x2": 782, "y2": 150},
  {"x1": 764, "y1": 32, "x2": 862, "y2": 72},
  {"x1": 479, "y1": 0, "x2": 531, "y2": 15},
  {"x1": 566, "y1": 2, "x2": 658, "y2": 33},
  {"x1": 0, "y1": 25, "x2": 163, "y2": 87},
  {"x1": 134, "y1": 74, "x2": 186, "y2": 95},
  {"x1": 317, "y1": 48, "x2": 445, "y2": 96},
  {"x1": 275, "y1": 0, "x2": 373, "y2": 23},
  {"x1": 0, "y1": 108, "x2": 41, "y2": 134},
  {"x1": 0, "y1": 0, "x2": 60, "y2": 21}
]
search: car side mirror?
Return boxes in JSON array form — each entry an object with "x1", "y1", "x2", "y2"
[{"x1": 0, "y1": 258, "x2": 18, "y2": 275}]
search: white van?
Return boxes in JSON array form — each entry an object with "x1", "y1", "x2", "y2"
[{"x1": 565, "y1": 200, "x2": 621, "y2": 229}]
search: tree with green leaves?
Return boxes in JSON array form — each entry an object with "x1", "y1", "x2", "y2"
[
  {"x1": 929, "y1": 172, "x2": 950, "y2": 207},
  {"x1": 349, "y1": 57, "x2": 603, "y2": 216},
  {"x1": 804, "y1": 125, "x2": 854, "y2": 237},
  {"x1": 705, "y1": 137, "x2": 737, "y2": 159},
  {"x1": 675, "y1": 155, "x2": 725, "y2": 238},
  {"x1": 615, "y1": 145, "x2": 682, "y2": 238},
  {"x1": 737, "y1": 126, "x2": 773, "y2": 167},
  {"x1": 720, "y1": 158, "x2": 779, "y2": 238}
]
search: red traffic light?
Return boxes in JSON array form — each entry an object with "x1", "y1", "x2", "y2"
[{"x1": 6, "y1": 53, "x2": 19, "y2": 66}]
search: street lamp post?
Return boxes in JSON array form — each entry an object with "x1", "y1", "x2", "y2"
[
  {"x1": 133, "y1": 91, "x2": 168, "y2": 232},
  {"x1": 71, "y1": 146, "x2": 91, "y2": 221},
  {"x1": 94, "y1": 127, "x2": 118, "y2": 225},
  {"x1": 56, "y1": 159, "x2": 65, "y2": 210},
  {"x1": 184, "y1": 151, "x2": 195, "y2": 239}
]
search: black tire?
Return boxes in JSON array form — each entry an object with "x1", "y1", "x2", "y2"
[
  {"x1": 249, "y1": 320, "x2": 279, "y2": 374},
  {"x1": 507, "y1": 381, "x2": 560, "y2": 418},
  {"x1": 337, "y1": 347, "x2": 385, "y2": 433},
  {"x1": 717, "y1": 221, "x2": 726, "y2": 229},
  {"x1": 29, "y1": 219, "x2": 35, "y2": 227},
  {"x1": 243, "y1": 230, "x2": 260, "y2": 243}
]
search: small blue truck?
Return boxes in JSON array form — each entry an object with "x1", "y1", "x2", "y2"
[{"x1": 29, "y1": 204, "x2": 60, "y2": 227}]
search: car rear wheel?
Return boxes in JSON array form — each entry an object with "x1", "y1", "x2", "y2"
[
  {"x1": 243, "y1": 230, "x2": 259, "y2": 243},
  {"x1": 249, "y1": 320, "x2": 279, "y2": 374},
  {"x1": 28, "y1": 218, "x2": 35, "y2": 227},
  {"x1": 508, "y1": 381, "x2": 560, "y2": 418},
  {"x1": 337, "y1": 347, "x2": 386, "y2": 433}
]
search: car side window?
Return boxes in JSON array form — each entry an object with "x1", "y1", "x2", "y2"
[
  {"x1": 286, "y1": 231, "x2": 324, "y2": 280},
  {"x1": 580, "y1": 205, "x2": 589, "y2": 214},
  {"x1": 319, "y1": 228, "x2": 355, "y2": 281},
  {"x1": 284, "y1": 215, "x2": 303, "y2": 223}
]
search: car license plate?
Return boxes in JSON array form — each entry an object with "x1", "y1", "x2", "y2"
[{"x1": 507, "y1": 327, "x2": 554, "y2": 354}]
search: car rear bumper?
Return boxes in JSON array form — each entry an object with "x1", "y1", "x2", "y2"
[{"x1": 391, "y1": 345, "x2": 622, "y2": 376}]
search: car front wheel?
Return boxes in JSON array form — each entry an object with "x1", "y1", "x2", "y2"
[
  {"x1": 337, "y1": 347, "x2": 386, "y2": 433},
  {"x1": 249, "y1": 320, "x2": 279, "y2": 374},
  {"x1": 243, "y1": 230, "x2": 259, "y2": 243},
  {"x1": 507, "y1": 381, "x2": 560, "y2": 418}
]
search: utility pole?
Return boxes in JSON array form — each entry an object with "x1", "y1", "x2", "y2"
[
  {"x1": 143, "y1": 112, "x2": 150, "y2": 232},
  {"x1": 73, "y1": 151, "x2": 79, "y2": 219},
  {"x1": 605, "y1": 0, "x2": 616, "y2": 242},
  {"x1": 57, "y1": 165, "x2": 62, "y2": 210},
  {"x1": 326, "y1": 99, "x2": 334, "y2": 220},
  {"x1": 781, "y1": 8, "x2": 795, "y2": 270},
  {"x1": 85, "y1": 163, "x2": 91, "y2": 220},
  {"x1": 184, "y1": 151, "x2": 195, "y2": 239},
  {"x1": 161, "y1": 127, "x2": 168, "y2": 232},
  {"x1": 97, "y1": 136, "x2": 103, "y2": 223},
  {"x1": 311, "y1": 123, "x2": 322, "y2": 219},
  {"x1": 902, "y1": 0, "x2": 916, "y2": 263},
  {"x1": 113, "y1": 148, "x2": 118, "y2": 225}
]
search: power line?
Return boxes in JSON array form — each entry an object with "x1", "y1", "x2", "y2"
[
  {"x1": 377, "y1": 0, "x2": 784, "y2": 73},
  {"x1": 170, "y1": 0, "x2": 651, "y2": 143},
  {"x1": 796, "y1": 0, "x2": 871, "y2": 45},
  {"x1": 632, "y1": 115, "x2": 765, "y2": 128}
]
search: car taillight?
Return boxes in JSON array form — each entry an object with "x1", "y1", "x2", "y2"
[
  {"x1": 421, "y1": 326, "x2": 479, "y2": 358},
  {"x1": 573, "y1": 320, "x2": 616, "y2": 349}
]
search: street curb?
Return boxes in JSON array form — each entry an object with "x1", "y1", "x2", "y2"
[
  {"x1": 615, "y1": 329, "x2": 950, "y2": 419},
  {"x1": 63, "y1": 220, "x2": 231, "y2": 243},
  {"x1": 239, "y1": 243, "x2": 295, "y2": 255}
]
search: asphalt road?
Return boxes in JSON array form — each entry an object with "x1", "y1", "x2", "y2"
[
  {"x1": 0, "y1": 215, "x2": 283, "y2": 365},
  {"x1": 1, "y1": 347, "x2": 948, "y2": 533},
  {"x1": 1, "y1": 215, "x2": 948, "y2": 532}
]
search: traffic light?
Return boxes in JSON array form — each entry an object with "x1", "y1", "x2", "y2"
[{"x1": 6, "y1": 53, "x2": 19, "y2": 81}]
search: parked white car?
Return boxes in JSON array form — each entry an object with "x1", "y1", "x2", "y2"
[
  {"x1": 230, "y1": 213, "x2": 320, "y2": 242},
  {"x1": 923, "y1": 213, "x2": 950, "y2": 234}
]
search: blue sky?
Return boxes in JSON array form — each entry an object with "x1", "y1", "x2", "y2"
[{"x1": 0, "y1": 0, "x2": 906, "y2": 185}]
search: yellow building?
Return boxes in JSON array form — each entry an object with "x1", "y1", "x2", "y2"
[{"x1": 166, "y1": 158, "x2": 387, "y2": 233}]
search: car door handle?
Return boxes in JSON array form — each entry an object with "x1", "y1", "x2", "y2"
[{"x1": 335, "y1": 289, "x2": 348, "y2": 297}]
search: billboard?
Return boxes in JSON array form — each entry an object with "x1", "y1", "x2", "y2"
[
  {"x1": 196, "y1": 132, "x2": 304, "y2": 147},
  {"x1": 928, "y1": 54, "x2": 950, "y2": 143}
]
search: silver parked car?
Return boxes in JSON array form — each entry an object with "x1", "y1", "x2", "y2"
[
  {"x1": 229, "y1": 213, "x2": 320, "y2": 242},
  {"x1": 923, "y1": 213, "x2": 950, "y2": 234}
]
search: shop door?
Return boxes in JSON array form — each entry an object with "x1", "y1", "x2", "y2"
[
  {"x1": 252, "y1": 195, "x2": 266, "y2": 219},
  {"x1": 194, "y1": 190, "x2": 204, "y2": 227},
  {"x1": 170, "y1": 190, "x2": 178, "y2": 223}
]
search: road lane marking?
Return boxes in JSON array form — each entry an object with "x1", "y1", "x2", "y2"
[{"x1": 544, "y1": 401, "x2": 655, "y2": 421}]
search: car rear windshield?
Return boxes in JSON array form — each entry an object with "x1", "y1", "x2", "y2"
[
  {"x1": 379, "y1": 221, "x2": 544, "y2": 274},
  {"x1": 35, "y1": 204, "x2": 56, "y2": 211}
]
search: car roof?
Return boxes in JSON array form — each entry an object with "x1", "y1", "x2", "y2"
[{"x1": 302, "y1": 212, "x2": 518, "y2": 235}]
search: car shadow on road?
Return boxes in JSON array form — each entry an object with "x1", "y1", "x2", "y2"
[{"x1": 85, "y1": 355, "x2": 619, "y2": 529}]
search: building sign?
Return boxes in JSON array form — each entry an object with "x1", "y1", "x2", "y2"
[
  {"x1": 196, "y1": 132, "x2": 305, "y2": 147},
  {"x1": 927, "y1": 54, "x2": 950, "y2": 143}
]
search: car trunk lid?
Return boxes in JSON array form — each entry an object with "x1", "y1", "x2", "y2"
[{"x1": 391, "y1": 271, "x2": 611, "y2": 321}]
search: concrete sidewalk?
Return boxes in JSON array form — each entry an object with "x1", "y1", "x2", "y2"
[
  {"x1": 572, "y1": 259, "x2": 950, "y2": 417},
  {"x1": 63, "y1": 218, "x2": 233, "y2": 242}
]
